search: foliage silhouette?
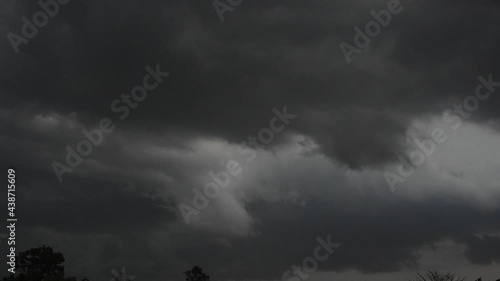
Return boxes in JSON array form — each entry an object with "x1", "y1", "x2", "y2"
[
  {"x1": 4, "y1": 247, "x2": 499, "y2": 281},
  {"x1": 18, "y1": 245, "x2": 65, "y2": 280},
  {"x1": 2, "y1": 246, "x2": 83, "y2": 281},
  {"x1": 414, "y1": 270, "x2": 466, "y2": 281},
  {"x1": 183, "y1": 266, "x2": 210, "y2": 281}
]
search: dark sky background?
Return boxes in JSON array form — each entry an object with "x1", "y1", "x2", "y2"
[{"x1": 1, "y1": 0, "x2": 500, "y2": 281}]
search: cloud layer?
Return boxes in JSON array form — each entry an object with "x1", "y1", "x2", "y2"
[{"x1": 1, "y1": 0, "x2": 500, "y2": 281}]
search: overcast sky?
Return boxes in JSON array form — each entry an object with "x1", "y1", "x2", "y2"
[{"x1": 1, "y1": 0, "x2": 500, "y2": 281}]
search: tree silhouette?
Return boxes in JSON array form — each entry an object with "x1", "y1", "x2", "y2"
[
  {"x1": 2, "y1": 246, "x2": 84, "y2": 281},
  {"x1": 183, "y1": 266, "x2": 210, "y2": 281},
  {"x1": 17, "y1": 245, "x2": 65, "y2": 280},
  {"x1": 414, "y1": 270, "x2": 466, "y2": 281}
]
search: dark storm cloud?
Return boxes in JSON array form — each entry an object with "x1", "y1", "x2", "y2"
[
  {"x1": 2, "y1": 0, "x2": 499, "y2": 167},
  {"x1": 124, "y1": 193, "x2": 500, "y2": 280},
  {"x1": 462, "y1": 234, "x2": 500, "y2": 265},
  {"x1": 245, "y1": 188, "x2": 499, "y2": 278},
  {"x1": 1, "y1": 0, "x2": 500, "y2": 281}
]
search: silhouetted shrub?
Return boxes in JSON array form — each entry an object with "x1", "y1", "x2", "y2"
[
  {"x1": 184, "y1": 266, "x2": 210, "y2": 281},
  {"x1": 414, "y1": 270, "x2": 466, "y2": 281}
]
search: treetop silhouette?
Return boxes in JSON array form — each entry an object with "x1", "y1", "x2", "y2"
[{"x1": 184, "y1": 266, "x2": 210, "y2": 281}]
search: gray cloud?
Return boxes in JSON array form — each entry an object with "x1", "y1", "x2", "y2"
[{"x1": 1, "y1": 0, "x2": 500, "y2": 281}]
